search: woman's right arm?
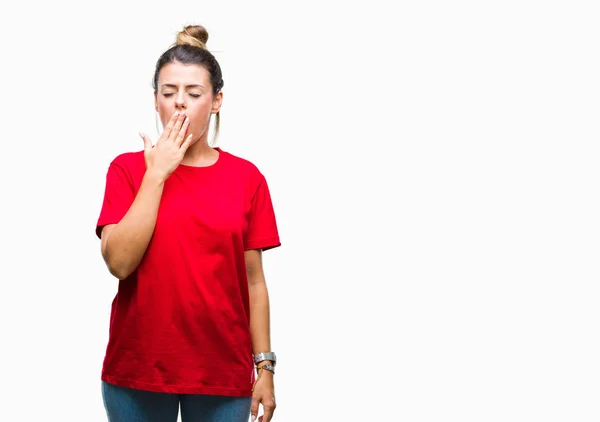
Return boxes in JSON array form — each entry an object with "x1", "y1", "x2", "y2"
[
  {"x1": 101, "y1": 111, "x2": 193, "y2": 280},
  {"x1": 101, "y1": 170, "x2": 166, "y2": 280}
]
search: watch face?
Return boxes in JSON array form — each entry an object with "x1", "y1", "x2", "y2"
[{"x1": 260, "y1": 365, "x2": 274, "y2": 372}]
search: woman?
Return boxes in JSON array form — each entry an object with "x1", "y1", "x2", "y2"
[{"x1": 96, "y1": 24, "x2": 279, "y2": 422}]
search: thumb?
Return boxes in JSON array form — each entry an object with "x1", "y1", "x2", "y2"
[
  {"x1": 250, "y1": 397, "x2": 260, "y2": 422},
  {"x1": 139, "y1": 132, "x2": 152, "y2": 152}
]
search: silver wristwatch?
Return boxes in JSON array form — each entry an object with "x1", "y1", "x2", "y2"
[{"x1": 253, "y1": 352, "x2": 277, "y2": 366}]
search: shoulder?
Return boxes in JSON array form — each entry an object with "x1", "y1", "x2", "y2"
[
  {"x1": 103, "y1": 150, "x2": 145, "y2": 185},
  {"x1": 107, "y1": 150, "x2": 145, "y2": 177},
  {"x1": 110, "y1": 150, "x2": 145, "y2": 168},
  {"x1": 220, "y1": 149, "x2": 266, "y2": 183}
]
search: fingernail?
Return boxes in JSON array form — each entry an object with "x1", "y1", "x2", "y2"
[{"x1": 138, "y1": 132, "x2": 144, "y2": 138}]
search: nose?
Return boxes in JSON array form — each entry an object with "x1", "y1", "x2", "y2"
[{"x1": 175, "y1": 92, "x2": 187, "y2": 111}]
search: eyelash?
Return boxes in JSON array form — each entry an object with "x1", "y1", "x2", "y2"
[{"x1": 163, "y1": 94, "x2": 200, "y2": 98}]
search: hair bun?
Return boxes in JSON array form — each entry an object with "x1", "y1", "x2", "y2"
[{"x1": 175, "y1": 25, "x2": 209, "y2": 49}]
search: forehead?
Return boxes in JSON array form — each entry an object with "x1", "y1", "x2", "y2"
[{"x1": 158, "y1": 62, "x2": 210, "y2": 86}]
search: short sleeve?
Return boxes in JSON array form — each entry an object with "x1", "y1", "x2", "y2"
[
  {"x1": 244, "y1": 173, "x2": 281, "y2": 251},
  {"x1": 95, "y1": 161, "x2": 136, "y2": 239}
]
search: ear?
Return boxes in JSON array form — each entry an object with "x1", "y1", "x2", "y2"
[
  {"x1": 154, "y1": 92, "x2": 158, "y2": 112},
  {"x1": 211, "y1": 91, "x2": 223, "y2": 114}
]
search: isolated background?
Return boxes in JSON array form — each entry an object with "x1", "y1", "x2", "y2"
[{"x1": 0, "y1": 1, "x2": 598, "y2": 421}]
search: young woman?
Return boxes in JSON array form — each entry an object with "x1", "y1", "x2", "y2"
[{"x1": 96, "y1": 24, "x2": 280, "y2": 422}]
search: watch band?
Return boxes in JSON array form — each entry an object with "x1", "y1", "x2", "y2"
[
  {"x1": 257, "y1": 363, "x2": 275, "y2": 374},
  {"x1": 253, "y1": 352, "x2": 277, "y2": 366}
]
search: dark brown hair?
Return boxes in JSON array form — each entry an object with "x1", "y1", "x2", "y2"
[{"x1": 153, "y1": 25, "x2": 224, "y2": 144}]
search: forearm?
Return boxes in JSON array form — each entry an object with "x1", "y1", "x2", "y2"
[
  {"x1": 249, "y1": 280, "x2": 272, "y2": 359},
  {"x1": 103, "y1": 171, "x2": 165, "y2": 279}
]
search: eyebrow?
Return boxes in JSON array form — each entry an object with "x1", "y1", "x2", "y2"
[{"x1": 161, "y1": 84, "x2": 205, "y2": 89}]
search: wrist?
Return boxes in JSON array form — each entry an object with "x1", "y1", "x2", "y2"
[
  {"x1": 253, "y1": 352, "x2": 276, "y2": 366},
  {"x1": 256, "y1": 363, "x2": 275, "y2": 375},
  {"x1": 143, "y1": 169, "x2": 167, "y2": 185}
]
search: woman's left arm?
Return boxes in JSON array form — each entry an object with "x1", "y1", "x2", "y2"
[{"x1": 246, "y1": 249, "x2": 277, "y2": 422}]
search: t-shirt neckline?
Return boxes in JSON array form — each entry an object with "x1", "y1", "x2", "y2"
[{"x1": 178, "y1": 147, "x2": 224, "y2": 170}]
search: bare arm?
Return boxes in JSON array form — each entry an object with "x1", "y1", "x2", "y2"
[
  {"x1": 246, "y1": 248, "x2": 277, "y2": 422},
  {"x1": 101, "y1": 171, "x2": 165, "y2": 280},
  {"x1": 246, "y1": 249, "x2": 272, "y2": 357}
]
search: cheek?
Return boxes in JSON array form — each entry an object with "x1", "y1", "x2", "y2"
[
  {"x1": 157, "y1": 103, "x2": 174, "y2": 126},
  {"x1": 158, "y1": 102, "x2": 171, "y2": 113}
]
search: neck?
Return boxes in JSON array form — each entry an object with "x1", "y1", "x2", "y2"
[{"x1": 181, "y1": 137, "x2": 219, "y2": 167}]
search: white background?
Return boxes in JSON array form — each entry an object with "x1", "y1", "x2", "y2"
[{"x1": 0, "y1": 1, "x2": 599, "y2": 421}]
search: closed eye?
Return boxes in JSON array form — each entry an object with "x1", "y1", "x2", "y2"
[{"x1": 163, "y1": 93, "x2": 201, "y2": 98}]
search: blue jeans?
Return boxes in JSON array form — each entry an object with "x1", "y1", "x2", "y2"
[{"x1": 101, "y1": 381, "x2": 252, "y2": 422}]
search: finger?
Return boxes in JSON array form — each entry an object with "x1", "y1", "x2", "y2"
[
  {"x1": 175, "y1": 116, "x2": 191, "y2": 147},
  {"x1": 250, "y1": 396, "x2": 260, "y2": 422},
  {"x1": 159, "y1": 112, "x2": 180, "y2": 143},
  {"x1": 139, "y1": 132, "x2": 152, "y2": 152},
  {"x1": 168, "y1": 112, "x2": 187, "y2": 143},
  {"x1": 180, "y1": 133, "x2": 194, "y2": 153},
  {"x1": 262, "y1": 400, "x2": 276, "y2": 422}
]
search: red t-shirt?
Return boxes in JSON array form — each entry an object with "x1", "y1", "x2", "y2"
[{"x1": 96, "y1": 148, "x2": 280, "y2": 396}]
